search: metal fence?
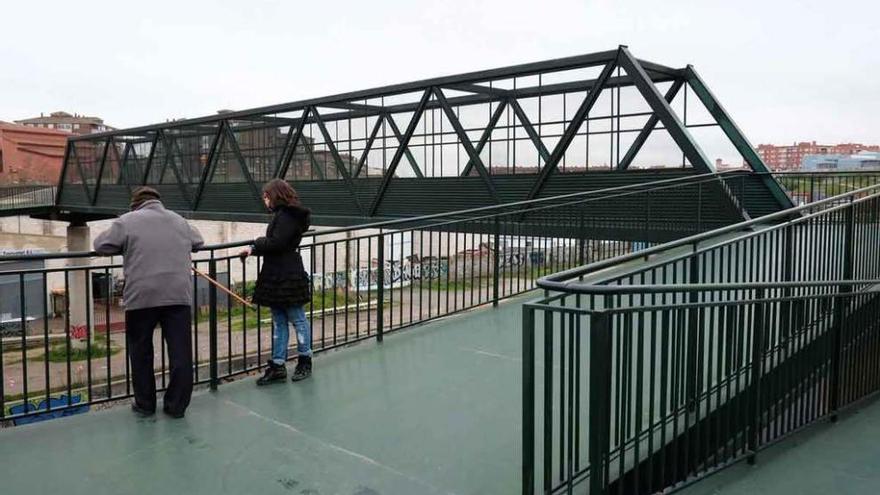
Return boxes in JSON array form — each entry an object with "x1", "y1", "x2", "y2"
[
  {"x1": 0, "y1": 172, "x2": 746, "y2": 423},
  {"x1": 523, "y1": 181, "x2": 880, "y2": 494},
  {"x1": 0, "y1": 185, "x2": 56, "y2": 213}
]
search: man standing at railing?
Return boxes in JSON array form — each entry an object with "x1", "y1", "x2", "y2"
[{"x1": 93, "y1": 186, "x2": 204, "y2": 419}]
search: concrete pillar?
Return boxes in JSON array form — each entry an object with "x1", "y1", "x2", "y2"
[{"x1": 66, "y1": 222, "x2": 93, "y2": 339}]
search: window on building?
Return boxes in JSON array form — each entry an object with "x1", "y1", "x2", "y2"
[{"x1": 73, "y1": 123, "x2": 80, "y2": 130}]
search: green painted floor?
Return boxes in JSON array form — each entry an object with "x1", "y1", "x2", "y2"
[
  {"x1": 0, "y1": 295, "x2": 531, "y2": 495},
  {"x1": 680, "y1": 395, "x2": 880, "y2": 495}
]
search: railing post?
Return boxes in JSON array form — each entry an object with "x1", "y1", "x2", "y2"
[
  {"x1": 522, "y1": 305, "x2": 536, "y2": 495},
  {"x1": 809, "y1": 175, "x2": 816, "y2": 203},
  {"x1": 830, "y1": 203, "x2": 856, "y2": 421},
  {"x1": 589, "y1": 309, "x2": 612, "y2": 495},
  {"x1": 781, "y1": 225, "x2": 794, "y2": 340},
  {"x1": 686, "y1": 247, "x2": 700, "y2": 410},
  {"x1": 208, "y1": 253, "x2": 219, "y2": 390},
  {"x1": 747, "y1": 288, "x2": 766, "y2": 464},
  {"x1": 493, "y1": 217, "x2": 501, "y2": 307},
  {"x1": 376, "y1": 231, "x2": 385, "y2": 342}
]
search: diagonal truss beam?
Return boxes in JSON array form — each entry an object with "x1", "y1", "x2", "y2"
[
  {"x1": 301, "y1": 136, "x2": 325, "y2": 180},
  {"x1": 274, "y1": 108, "x2": 310, "y2": 179},
  {"x1": 618, "y1": 79, "x2": 685, "y2": 170},
  {"x1": 55, "y1": 142, "x2": 72, "y2": 205},
  {"x1": 461, "y1": 100, "x2": 507, "y2": 177},
  {"x1": 68, "y1": 143, "x2": 94, "y2": 205},
  {"x1": 432, "y1": 87, "x2": 499, "y2": 203},
  {"x1": 369, "y1": 89, "x2": 432, "y2": 215},
  {"x1": 312, "y1": 108, "x2": 365, "y2": 214},
  {"x1": 141, "y1": 133, "x2": 160, "y2": 185},
  {"x1": 509, "y1": 98, "x2": 551, "y2": 164},
  {"x1": 193, "y1": 123, "x2": 226, "y2": 210},
  {"x1": 684, "y1": 66, "x2": 794, "y2": 209},
  {"x1": 115, "y1": 142, "x2": 133, "y2": 192},
  {"x1": 223, "y1": 124, "x2": 264, "y2": 206},
  {"x1": 617, "y1": 47, "x2": 714, "y2": 174},
  {"x1": 383, "y1": 114, "x2": 424, "y2": 178},
  {"x1": 158, "y1": 131, "x2": 195, "y2": 209},
  {"x1": 526, "y1": 57, "x2": 619, "y2": 200},
  {"x1": 354, "y1": 116, "x2": 385, "y2": 178},
  {"x1": 91, "y1": 137, "x2": 112, "y2": 205},
  {"x1": 449, "y1": 84, "x2": 551, "y2": 174}
]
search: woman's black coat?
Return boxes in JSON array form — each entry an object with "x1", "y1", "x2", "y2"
[{"x1": 251, "y1": 204, "x2": 312, "y2": 307}]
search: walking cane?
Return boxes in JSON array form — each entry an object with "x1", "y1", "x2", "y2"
[{"x1": 191, "y1": 267, "x2": 256, "y2": 309}]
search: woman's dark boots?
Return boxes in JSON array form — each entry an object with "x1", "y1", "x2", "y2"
[
  {"x1": 257, "y1": 361, "x2": 287, "y2": 386},
  {"x1": 291, "y1": 356, "x2": 312, "y2": 382}
]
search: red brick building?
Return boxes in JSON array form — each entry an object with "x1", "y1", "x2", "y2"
[
  {"x1": 757, "y1": 141, "x2": 880, "y2": 171},
  {"x1": 0, "y1": 122, "x2": 69, "y2": 184},
  {"x1": 15, "y1": 111, "x2": 113, "y2": 135}
]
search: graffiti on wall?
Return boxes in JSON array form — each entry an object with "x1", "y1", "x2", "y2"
[
  {"x1": 7, "y1": 393, "x2": 89, "y2": 426},
  {"x1": 312, "y1": 256, "x2": 450, "y2": 292}
]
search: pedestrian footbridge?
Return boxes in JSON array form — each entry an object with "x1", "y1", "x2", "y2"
[{"x1": 2, "y1": 48, "x2": 880, "y2": 495}]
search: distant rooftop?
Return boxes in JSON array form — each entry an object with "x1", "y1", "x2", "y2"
[{"x1": 16, "y1": 111, "x2": 105, "y2": 125}]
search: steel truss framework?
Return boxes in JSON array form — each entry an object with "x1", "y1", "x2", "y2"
[{"x1": 55, "y1": 46, "x2": 792, "y2": 220}]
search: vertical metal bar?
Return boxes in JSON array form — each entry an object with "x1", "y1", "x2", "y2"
[
  {"x1": 19, "y1": 273, "x2": 28, "y2": 407},
  {"x1": 105, "y1": 267, "x2": 112, "y2": 397},
  {"x1": 376, "y1": 232, "x2": 385, "y2": 342},
  {"x1": 747, "y1": 289, "x2": 765, "y2": 464},
  {"x1": 589, "y1": 310, "x2": 612, "y2": 495},
  {"x1": 43, "y1": 272, "x2": 50, "y2": 407},
  {"x1": 543, "y1": 303, "x2": 554, "y2": 493},
  {"x1": 493, "y1": 218, "x2": 501, "y2": 307},
  {"x1": 522, "y1": 306, "x2": 536, "y2": 495},
  {"x1": 64, "y1": 271, "x2": 72, "y2": 405},
  {"x1": 830, "y1": 204, "x2": 855, "y2": 420},
  {"x1": 208, "y1": 254, "x2": 219, "y2": 390}
]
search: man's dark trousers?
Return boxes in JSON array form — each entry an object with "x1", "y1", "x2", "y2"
[{"x1": 125, "y1": 305, "x2": 193, "y2": 415}]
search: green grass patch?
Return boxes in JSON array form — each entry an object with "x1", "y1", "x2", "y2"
[{"x1": 41, "y1": 338, "x2": 121, "y2": 363}]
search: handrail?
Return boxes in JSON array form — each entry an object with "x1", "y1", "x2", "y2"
[
  {"x1": 533, "y1": 279, "x2": 880, "y2": 296},
  {"x1": 0, "y1": 170, "x2": 739, "y2": 263},
  {"x1": 536, "y1": 179, "x2": 880, "y2": 293}
]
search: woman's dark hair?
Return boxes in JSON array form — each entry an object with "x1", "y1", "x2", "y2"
[{"x1": 262, "y1": 179, "x2": 300, "y2": 209}]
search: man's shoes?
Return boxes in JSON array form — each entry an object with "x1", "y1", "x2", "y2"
[
  {"x1": 291, "y1": 356, "x2": 312, "y2": 382},
  {"x1": 131, "y1": 402, "x2": 155, "y2": 417},
  {"x1": 162, "y1": 406, "x2": 185, "y2": 419},
  {"x1": 257, "y1": 361, "x2": 288, "y2": 386}
]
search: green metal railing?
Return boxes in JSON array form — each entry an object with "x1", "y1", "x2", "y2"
[
  {"x1": 0, "y1": 185, "x2": 56, "y2": 213},
  {"x1": 523, "y1": 181, "x2": 880, "y2": 494},
  {"x1": 1, "y1": 172, "x2": 747, "y2": 423}
]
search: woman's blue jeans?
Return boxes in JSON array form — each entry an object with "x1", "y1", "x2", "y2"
[{"x1": 270, "y1": 305, "x2": 312, "y2": 365}]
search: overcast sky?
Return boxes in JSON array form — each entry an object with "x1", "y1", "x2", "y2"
[{"x1": 1, "y1": 0, "x2": 877, "y2": 149}]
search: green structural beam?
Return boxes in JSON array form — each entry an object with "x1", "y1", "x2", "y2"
[{"x1": 684, "y1": 66, "x2": 794, "y2": 210}]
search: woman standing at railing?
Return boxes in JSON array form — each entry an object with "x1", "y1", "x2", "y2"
[{"x1": 239, "y1": 179, "x2": 314, "y2": 385}]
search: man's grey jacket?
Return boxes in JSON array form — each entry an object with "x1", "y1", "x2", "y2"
[{"x1": 93, "y1": 200, "x2": 204, "y2": 310}]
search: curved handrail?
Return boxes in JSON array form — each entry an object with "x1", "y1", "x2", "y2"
[{"x1": 536, "y1": 180, "x2": 880, "y2": 294}]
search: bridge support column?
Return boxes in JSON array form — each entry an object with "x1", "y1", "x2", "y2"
[{"x1": 66, "y1": 221, "x2": 94, "y2": 339}]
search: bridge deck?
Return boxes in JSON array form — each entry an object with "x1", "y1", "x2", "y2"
[
  {"x1": 680, "y1": 395, "x2": 880, "y2": 495},
  {"x1": 0, "y1": 294, "x2": 532, "y2": 495}
]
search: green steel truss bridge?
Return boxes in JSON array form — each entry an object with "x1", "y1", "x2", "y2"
[{"x1": 45, "y1": 46, "x2": 791, "y2": 236}]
